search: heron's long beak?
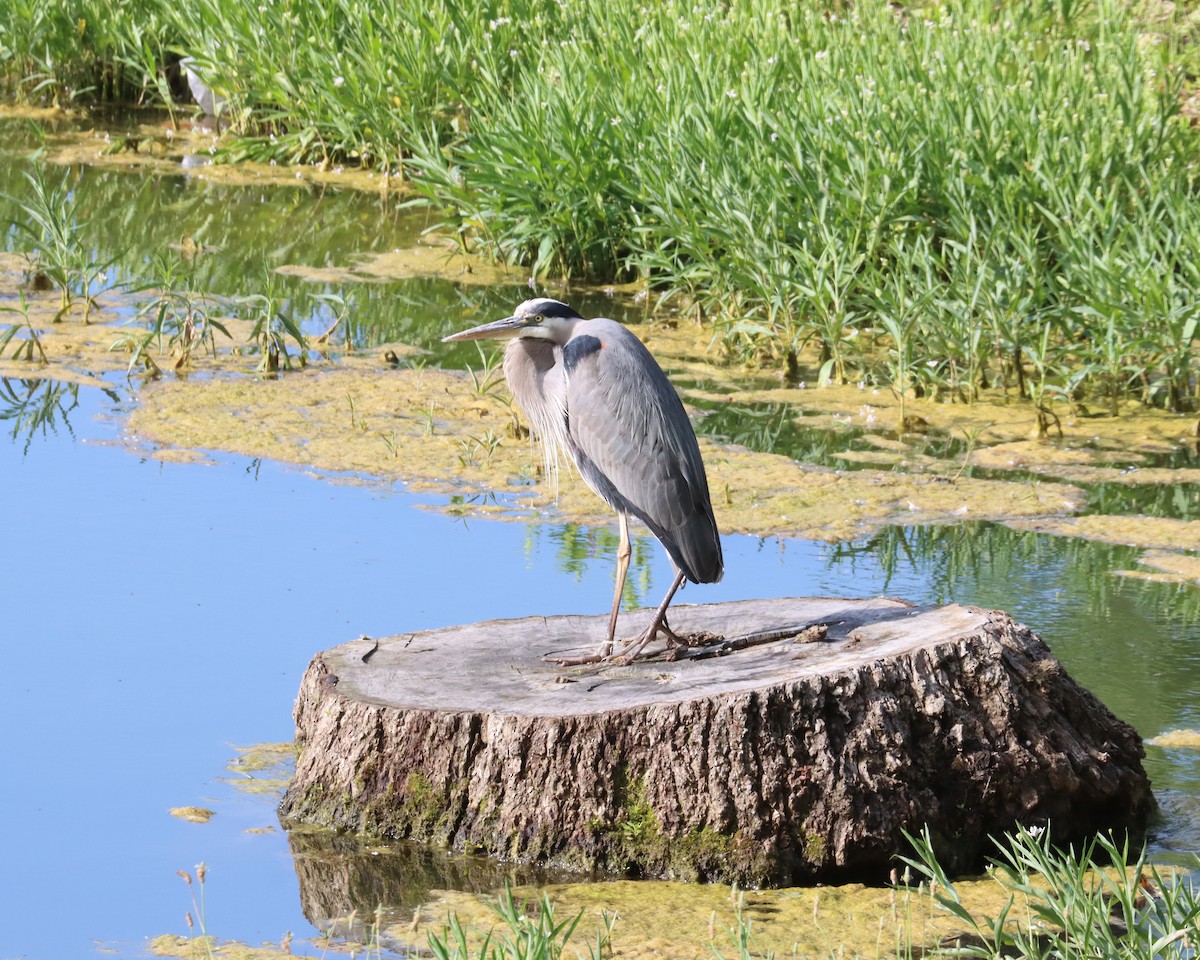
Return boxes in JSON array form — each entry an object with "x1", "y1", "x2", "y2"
[{"x1": 442, "y1": 315, "x2": 521, "y2": 342}]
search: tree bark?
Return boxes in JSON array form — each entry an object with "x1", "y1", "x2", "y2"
[{"x1": 278, "y1": 597, "x2": 1153, "y2": 885}]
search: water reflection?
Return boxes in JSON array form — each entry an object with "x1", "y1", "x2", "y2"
[
  {"x1": 694, "y1": 399, "x2": 865, "y2": 468},
  {"x1": 542, "y1": 522, "x2": 657, "y2": 606},
  {"x1": 1087, "y1": 479, "x2": 1200, "y2": 521},
  {"x1": 0, "y1": 375, "x2": 82, "y2": 452},
  {"x1": 289, "y1": 829, "x2": 574, "y2": 936}
]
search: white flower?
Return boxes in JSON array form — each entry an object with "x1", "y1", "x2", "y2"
[
  {"x1": 815, "y1": 49, "x2": 829, "y2": 60},
  {"x1": 333, "y1": 76, "x2": 345, "y2": 87}
]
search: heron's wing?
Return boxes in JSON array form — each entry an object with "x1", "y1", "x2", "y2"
[{"x1": 562, "y1": 319, "x2": 722, "y2": 583}]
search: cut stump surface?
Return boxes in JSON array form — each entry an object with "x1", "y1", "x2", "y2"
[{"x1": 279, "y1": 597, "x2": 1153, "y2": 885}]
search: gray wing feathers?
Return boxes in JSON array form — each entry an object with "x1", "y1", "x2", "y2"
[{"x1": 563, "y1": 319, "x2": 723, "y2": 584}]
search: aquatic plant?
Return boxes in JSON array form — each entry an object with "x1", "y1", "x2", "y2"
[
  {"x1": 174, "y1": 862, "x2": 217, "y2": 960},
  {"x1": 427, "y1": 885, "x2": 610, "y2": 960},
  {"x1": 902, "y1": 824, "x2": 1200, "y2": 960},
  {"x1": 0, "y1": 292, "x2": 48, "y2": 363},
  {"x1": 111, "y1": 251, "x2": 229, "y2": 373},
  {"x1": 242, "y1": 271, "x2": 306, "y2": 374},
  {"x1": 4, "y1": 165, "x2": 111, "y2": 322}
]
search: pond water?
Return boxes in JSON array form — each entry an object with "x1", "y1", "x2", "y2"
[{"x1": 2, "y1": 117, "x2": 1200, "y2": 960}]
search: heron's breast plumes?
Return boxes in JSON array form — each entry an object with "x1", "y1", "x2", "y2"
[{"x1": 503, "y1": 336, "x2": 571, "y2": 492}]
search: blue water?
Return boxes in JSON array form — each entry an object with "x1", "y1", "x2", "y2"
[
  {"x1": 0, "y1": 377, "x2": 831, "y2": 958},
  {"x1": 3, "y1": 374, "x2": 1199, "y2": 960}
]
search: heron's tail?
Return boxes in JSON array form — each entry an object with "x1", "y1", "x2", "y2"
[{"x1": 640, "y1": 501, "x2": 724, "y2": 585}]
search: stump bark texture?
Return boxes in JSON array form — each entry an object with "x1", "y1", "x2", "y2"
[{"x1": 278, "y1": 597, "x2": 1153, "y2": 885}]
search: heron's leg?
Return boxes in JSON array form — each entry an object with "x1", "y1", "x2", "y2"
[
  {"x1": 612, "y1": 568, "x2": 686, "y2": 663},
  {"x1": 600, "y1": 512, "x2": 632, "y2": 657}
]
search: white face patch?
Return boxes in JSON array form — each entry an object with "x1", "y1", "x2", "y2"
[
  {"x1": 516, "y1": 312, "x2": 577, "y2": 341},
  {"x1": 517, "y1": 321, "x2": 557, "y2": 340}
]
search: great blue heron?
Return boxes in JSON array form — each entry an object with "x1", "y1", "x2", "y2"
[{"x1": 443, "y1": 298, "x2": 723, "y2": 662}]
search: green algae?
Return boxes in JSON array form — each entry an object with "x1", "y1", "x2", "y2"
[
  {"x1": 122, "y1": 363, "x2": 1087, "y2": 545},
  {"x1": 371, "y1": 874, "x2": 1033, "y2": 960},
  {"x1": 42, "y1": 118, "x2": 411, "y2": 195},
  {"x1": 221, "y1": 742, "x2": 295, "y2": 796},
  {"x1": 169, "y1": 806, "x2": 215, "y2": 823},
  {"x1": 150, "y1": 934, "x2": 287, "y2": 959},
  {"x1": 150, "y1": 875, "x2": 1024, "y2": 960},
  {"x1": 1149, "y1": 729, "x2": 1200, "y2": 748},
  {"x1": 276, "y1": 237, "x2": 521, "y2": 289},
  {"x1": 1133, "y1": 550, "x2": 1200, "y2": 583},
  {"x1": 1007, "y1": 515, "x2": 1200, "y2": 553}
]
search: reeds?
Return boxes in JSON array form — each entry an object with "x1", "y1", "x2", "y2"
[
  {"x1": 3, "y1": 0, "x2": 1199, "y2": 412},
  {"x1": 903, "y1": 824, "x2": 1200, "y2": 960}
]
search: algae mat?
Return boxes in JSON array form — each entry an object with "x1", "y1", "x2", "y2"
[{"x1": 125, "y1": 364, "x2": 1084, "y2": 544}]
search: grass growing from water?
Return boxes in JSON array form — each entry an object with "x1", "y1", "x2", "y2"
[
  {"x1": 3, "y1": 164, "x2": 111, "y2": 322},
  {"x1": 111, "y1": 252, "x2": 228, "y2": 374},
  {"x1": 0, "y1": 292, "x2": 47, "y2": 363},
  {"x1": 903, "y1": 825, "x2": 1200, "y2": 959},
  {"x1": 3, "y1": 0, "x2": 1200, "y2": 414},
  {"x1": 156, "y1": 832, "x2": 1200, "y2": 959}
]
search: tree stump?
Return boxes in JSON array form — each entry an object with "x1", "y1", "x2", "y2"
[{"x1": 278, "y1": 597, "x2": 1153, "y2": 885}]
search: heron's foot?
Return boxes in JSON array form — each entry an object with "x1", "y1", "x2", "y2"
[
  {"x1": 542, "y1": 620, "x2": 675, "y2": 666},
  {"x1": 657, "y1": 616, "x2": 684, "y2": 648},
  {"x1": 609, "y1": 618, "x2": 677, "y2": 664}
]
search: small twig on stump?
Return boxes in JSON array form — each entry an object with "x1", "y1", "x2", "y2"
[{"x1": 668, "y1": 622, "x2": 829, "y2": 661}]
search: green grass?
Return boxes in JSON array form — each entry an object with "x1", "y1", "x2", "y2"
[
  {"x1": 902, "y1": 824, "x2": 1200, "y2": 959},
  {"x1": 3, "y1": 0, "x2": 1200, "y2": 412},
  {"x1": 3, "y1": 164, "x2": 111, "y2": 322}
]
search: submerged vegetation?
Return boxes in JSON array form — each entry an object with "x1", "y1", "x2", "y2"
[
  {"x1": 152, "y1": 831, "x2": 1200, "y2": 960},
  {"x1": 2, "y1": 0, "x2": 1200, "y2": 414}
]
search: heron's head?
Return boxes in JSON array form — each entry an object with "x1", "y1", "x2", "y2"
[{"x1": 442, "y1": 298, "x2": 583, "y2": 344}]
